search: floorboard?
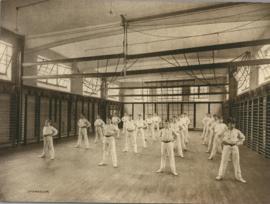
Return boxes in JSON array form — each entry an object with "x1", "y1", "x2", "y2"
[{"x1": 0, "y1": 131, "x2": 270, "y2": 204}]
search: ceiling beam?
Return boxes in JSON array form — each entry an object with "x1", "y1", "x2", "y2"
[
  {"x1": 23, "y1": 38, "x2": 270, "y2": 67},
  {"x1": 127, "y1": 38, "x2": 270, "y2": 59},
  {"x1": 127, "y1": 3, "x2": 244, "y2": 23},
  {"x1": 108, "y1": 83, "x2": 228, "y2": 89},
  {"x1": 108, "y1": 92, "x2": 228, "y2": 97},
  {"x1": 23, "y1": 53, "x2": 124, "y2": 67},
  {"x1": 22, "y1": 58, "x2": 270, "y2": 80}
]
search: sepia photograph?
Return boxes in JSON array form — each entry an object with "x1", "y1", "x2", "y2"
[{"x1": 0, "y1": 0, "x2": 270, "y2": 203}]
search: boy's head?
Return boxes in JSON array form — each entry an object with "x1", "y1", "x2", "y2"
[
  {"x1": 80, "y1": 113, "x2": 85, "y2": 119},
  {"x1": 107, "y1": 118, "x2": 112, "y2": 124},
  {"x1": 138, "y1": 113, "x2": 142, "y2": 119},
  {"x1": 227, "y1": 118, "x2": 236, "y2": 129},
  {"x1": 45, "y1": 119, "x2": 51, "y2": 126},
  {"x1": 96, "y1": 115, "x2": 100, "y2": 119},
  {"x1": 163, "y1": 120, "x2": 169, "y2": 128}
]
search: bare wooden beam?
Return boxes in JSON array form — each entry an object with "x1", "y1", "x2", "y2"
[
  {"x1": 23, "y1": 53, "x2": 124, "y2": 67},
  {"x1": 108, "y1": 83, "x2": 229, "y2": 89},
  {"x1": 23, "y1": 38, "x2": 270, "y2": 67},
  {"x1": 22, "y1": 58, "x2": 270, "y2": 80},
  {"x1": 108, "y1": 92, "x2": 228, "y2": 97},
  {"x1": 127, "y1": 3, "x2": 244, "y2": 23},
  {"x1": 127, "y1": 38, "x2": 270, "y2": 59}
]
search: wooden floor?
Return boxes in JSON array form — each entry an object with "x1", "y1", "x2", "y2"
[{"x1": 1, "y1": 131, "x2": 270, "y2": 204}]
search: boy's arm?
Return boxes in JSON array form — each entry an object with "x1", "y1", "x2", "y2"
[{"x1": 51, "y1": 126, "x2": 58, "y2": 136}]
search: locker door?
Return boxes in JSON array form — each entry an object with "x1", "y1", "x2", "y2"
[
  {"x1": 0, "y1": 94, "x2": 10, "y2": 145},
  {"x1": 40, "y1": 97, "x2": 50, "y2": 140},
  {"x1": 61, "y1": 100, "x2": 68, "y2": 137},
  {"x1": 252, "y1": 98, "x2": 259, "y2": 152},
  {"x1": 247, "y1": 100, "x2": 253, "y2": 148},
  {"x1": 266, "y1": 95, "x2": 270, "y2": 158},
  {"x1": 258, "y1": 97, "x2": 266, "y2": 155},
  {"x1": 26, "y1": 95, "x2": 36, "y2": 143},
  {"x1": 69, "y1": 100, "x2": 76, "y2": 136}
]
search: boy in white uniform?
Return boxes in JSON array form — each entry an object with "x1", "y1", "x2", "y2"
[
  {"x1": 201, "y1": 113, "x2": 211, "y2": 142},
  {"x1": 39, "y1": 119, "x2": 58, "y2": 160},
  {"x1": 112, "y1": 113, "x2": 121, "y2": 138},
  {"x1": 156, "y1": 120, "x2": 179, "y2": 176},
  {"x1": 75, "y1": 114, "x2": 91, "y2": 149},
  {"x1": 121, "y1": 112, "x2": 129, "y2": 135},
  {"x1": 123, "y1": 115, "x2": 137, "y2": 153},
  {"x1": 216, "y1": 118, "x2": 246, "y2": 183},
  {"x1": 206, "y1": 115, "x2": 219, "y2": 153},
  {"x1": 135, "y1": 114, "x2": 147, "y2": 148},
  {"x1": 98, "y1": 119, "x2": 118, "y2": 168},
  {"x1": 208, "y1": 117, "x2": 228, "y2": 160},
  {"x1": 183, "y1": 113, "x2": 191, "y2": 143},
  {"x1": 170, "y1": 116, "x2": 184, "y2": 158},
  {"x1": 152, "y1": 113, "x2": 161, "y2": 140},
  {"x1": 146, "y1": 114, "x2": 154, "y2": 141},
  {"x1": 203, "y1": 114, "x2": 215, "y2": 145},
  {"x1": 94, "y1": 115, "x2": 105, "y2": 143},
  {"x1": 178, "y1": 115, "x2": 188, "y2": 149}
]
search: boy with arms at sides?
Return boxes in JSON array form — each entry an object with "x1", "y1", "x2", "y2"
[
  {"x1": 156, "y1": 120, "x2": 179, "y2": 176},
  {"x1": 98, "y1": 118, "x2": 118, "y2": 168},
  {"x1": 216, "y1": 118, "x2": 246, "y2": 183}
]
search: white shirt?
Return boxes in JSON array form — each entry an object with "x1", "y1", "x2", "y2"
[
  {"x1": 136, "y1": 119, "x2": 145, "y2": 128},
  {"x1": 126, "y1": 120, "x2": 136, "y2": 131},
  {"x1": 78, "y1": 118, "x2": 91, "y2": 128},
  {"x1": 122, "y1": 116, "x2": 129, "y2": 123},
  {"x1": 112, "y1": 116, "x2": 121, "y2": 124},
  {"x1": 160, "y1": 128, "x2": 178, "y2": 141},
  {"x1": 103, "y1": 124, "x2": 118, "y2": 136},
  {"x1": 214, "y1": 123, "x2": 227, "y2": 135},
  {"x1": 146, "y1": 118, "x2": 153, "y2": 125},
  {"x1": 43, "y1": 125, "x2": 58, "y2": 136},
  {"x1": 152, "y1": 116, "x2": 161, "y2": 123},
  {"x1": 170, "y1": 122, "x2": 180, "y2": 132},
  {"x1": 183, "y1": 116, "x2": 191, "y2": 126},
  {"x1": 202, "y1": 117, "x2": 210, "y2": 125},
  {"x1": 223, "y1": 128, "x2": 245, "y2": 145},
  {"x1": 94, "y1": 119, "x2": 105, "y2": 127}
]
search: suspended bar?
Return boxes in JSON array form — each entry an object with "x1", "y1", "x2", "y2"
[
  {"x1": 108, "y1": 91, "x2": 228, "y2": 97},
  {"x1": 22, "y1": 58, "x2": 270, "y2": 80}
]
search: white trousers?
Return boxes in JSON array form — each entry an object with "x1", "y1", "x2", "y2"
[
  {"x1": 202, "y1": 124, "x2": 207, "y2": 140},
  {"x1": 203, "y1": 126, "x2": 210, "y2": 145},
  {"x1": 137, "y1": 128, "x2": 147, "y2": 148},
  {"x1": 218, "y1": 145, "x2": 243, "y2": 180},
  {"x1": 174, "y1": 134, "x2": 184, "y2": 157},
  {"x1": 123, "y1": 130, "x2": 138, "y2": 153},
  {"x1": 113, "y1": 124, "x2": 120, "y2": 138},
  {"x1": 183, "y1": 127, "x2": 189, "y2": 143},
  {"x1": 147, "y1": 124, "x2": 155, "y2": 141},
  {"x1": 209, "y1": 135, "x2": 222, "y2": 159},
  {"x1": 153, "y1": 123, "x2": 160, "y2": 140},
  {"x1": 101, "y1": 136, "x2": 117, "y2": 167},
  {"x1": 41, "y1": 136, "x2": 55, "y2": 158},
  {"x1": 159, "y1": 142, "x2": 177, "y2": 174},
  {"x1": 76, "y1": 128, "x2": 90, "y2": 148},
  {"x1": 207, "y1": 129, "x2": 215, "y2": 152},
  {"x1": 94, "y1": 127, "x2": 104, "y2": 143}
]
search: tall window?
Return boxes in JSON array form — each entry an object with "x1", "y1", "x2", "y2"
[
  {"x1": 258, "y1": 45, "x2": 270, "y2": 85},
  {"x1": 83, "y1": 78, "x2": 101, "y2": 97},
  {"x1": 0, "y1": 40, "x2": 12, "y2": 81},
  {"x1": 190, "y1": 86, "x2": 209, "y2": 101},
  {"x1": 37, "y1": 56, "x2": 71, "y2": 91},
  {"x1": 234, "y1": 66, "x2": 250, "y2": 95},
  {"x1": 108, "y1": 83, "x2": 119, "y2": 101}
]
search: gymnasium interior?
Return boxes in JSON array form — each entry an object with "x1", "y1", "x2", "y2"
[{"x1": 1, "y1": 0, "x2": 270, "y2": 203}]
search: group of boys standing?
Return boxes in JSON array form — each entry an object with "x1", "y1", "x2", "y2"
[
  {"x1": 201, "y1": 113, "x2": 246, "y2": 183},
  {"x1": 38, "y1": 111, "x2": 247, "y2": 183}
]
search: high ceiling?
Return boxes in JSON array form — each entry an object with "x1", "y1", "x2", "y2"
[{"x1": 2, "y1": 0, "x2": 270, "y2": 84}]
